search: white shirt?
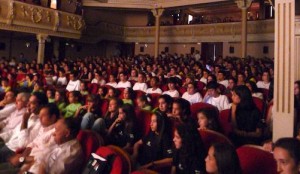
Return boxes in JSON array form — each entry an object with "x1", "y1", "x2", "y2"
[
  {"x1": 200, "y1": 77, "x2": 207, "y2": 84},
  {"x1": 133, "y1": 82, "x2": 148, "y2": 92},
  {"x1": 30, "y1": 139, "x2": 83, "y2": 174},
  {"x1": 0, "y1": 107, "x2": 26, "y2": 133},
  {"x1": 0, "y1": 103, "x2": 16, "y2": 120},
  {"x1": 116, "y1": 81, "x2": 132, "y2": 88},
  {"x1": 66, "y1": 80, "x2": 81, "y2": 92},
  {"x1": 182, "y1": 92, "x2": 203, "y2": 104},
  {"x1": 56, "y1": 77, "x2": 68, "y2": 86},
  {"x1": 204, "y1": 95, "x2": 230, "y2": 111},
  {"x1": 146, "y1": 88, "x2": 162, "y2": 94},
  {"x1": 91, "y1": 79, "x2": 106, "y2": 86},
  {"x1": 218, "y1": 80, "x2": 229, "y2": 88},
  {"x1": 106, "y1": 82, "x2": 118, "y2": 88},
  {"x1": 252, "y1": 92, "x2": 264, "y2": 100},
  {"x1": 256, "y1": 81, "x2": 270, "y2": 90},
  {"x1": 2, "y1": 113, "x2": 41, "y2": 151},
  {"x1": 162, "y1": 90, "x2": 180, "y2": 98}
]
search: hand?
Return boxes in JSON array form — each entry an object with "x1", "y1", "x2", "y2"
[
  {"x1": 23, "y1": 111, "x2": 31, "y2": 122},
  {"x1": 9, "y1": 154, "x2": 22, "y2": 167}
]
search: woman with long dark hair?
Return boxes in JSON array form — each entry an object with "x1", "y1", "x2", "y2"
[
  {"x1": 172, "y1": 123, "x2": 206, "y2": 174},
  {"x1": 132, "y1": 111, "x2": 173, "y2": 170},
  {"x1": 231, "y1": 85, "x2": 263, "y2": 146},
  {"x1": 205, "y1": 143, "x2": 242, "y2": 174},
  {"x1": 108, "y1": 104, "x2": 137, "y2": 150}
]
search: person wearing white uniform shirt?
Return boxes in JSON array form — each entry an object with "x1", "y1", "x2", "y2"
[
  {"x1": 256, "y1": 71, "x2": 271, "y2": 90},
  {"x1": 203, "y1": 81, "x2": 231, "y2": 111},
  {"x1": 146, "y1": 77, "x2": 162, "y2": 94},
  {"x1": 116, "y1": 72, "x2": 132, "y2": 88},
  {"x1": 162, "y1": 77, "x2": 180, "y2": 98},
  {"x1": 66, "y1": 71, "x2": 81, "y2": 92},
  {"x1": 217, "y1": 71, "x2": 229, "y2": 88},
  {"x1": 0, "y1": 92, "x2": 30, "y2": 133},
  {"x1": 182, "y1": 83, "x2": 203, "y2": 104},
  {"x1": 56, "y1": 69, "x2": 68, "y2": 86},
  {"x1": 0, "y1": 92, "x2": 48, "y2": 163},
  {"x1": 133, "y1": 72, "x2": 148, "y2": 92},
  {"x1": 0, "y1": 91, "x2": 16, "y2": 121},
  {"x1": 0, "y1": 104, "x2": 60, "y2": 174},
  {"x1": 106, "y1": 74, "x2": 118, "y2": 88}
]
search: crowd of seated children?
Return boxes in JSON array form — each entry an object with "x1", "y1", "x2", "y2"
[{"x1": 2, "y1": 53, "x2": 300, "y2": 173}]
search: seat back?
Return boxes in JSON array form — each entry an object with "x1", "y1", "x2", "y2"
[
  {"x1": 77, "y1": 130, "x2": 104, "y2": 164},
  {"x1": 219, "y1": 109, "x2": 233, "y2": 136},
  {"x1": 131, "y1": 169, "x2": 159, "y2": 174},
  {"x1": 199, "y1": 130, "x2": 232, "y2": 151},
  {"x1": 107, "y1": 145, "x2": 132, "y2": 174},
  {"x1": 253, "y1": 97, "x2": 264, "y2": 113},
  {"x1": 135, "y1": 109, "x2": 153, "y2": 137},
  {"x1": 95, "y1": 146, "x2": 126, "y2": 174},
  {"x1": 148, "y1": 93, "x2": 161, "y2": 108},
  {"x1": 190, "y1": 102, "x2": 216, "y2": 120},
  {"x1": 236, "y1": 145, "x2": 277, "y2": 174},
  {"x1": 100, "y1": 99, "x2": 109, "y2": 115}
]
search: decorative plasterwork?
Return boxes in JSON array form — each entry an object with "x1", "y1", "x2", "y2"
[
  {"x1": 83, "y1": 0, "x2": 228, "y2": 9},
  {"x1": 82, "y1": 19, "x2": 275, "y2": 43},
  {"x1": 0, "y1": 0, "x2": 85, "y2": 39}
]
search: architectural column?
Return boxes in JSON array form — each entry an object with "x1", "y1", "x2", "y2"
[
  {"x1": 295, "y1": 17, "x2": 300, "y2": 80},
  {"x1": 236, "y1": 0, "x2": 252, "y2": 58},
  {"x1": 151, "y1": 8, "x2": 164, "y2": 58},
  {"x1": 273, "y1": 0, "x2": 295, "y2": 141},
  {"x1": 36, "y1": 34, "x2": 48, "y2": 64}
]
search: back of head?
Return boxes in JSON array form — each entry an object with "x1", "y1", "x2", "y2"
[
  {"x1": 32, "y1": 91, "x2": 48, "y2": 106},
  {"x1": 62, "y1": 117, "x2": 81, "y2": 139},
  {"x1": 206, "y1": 81, "x2": 219, "y2": 90},
  {"x1": 213, "y1": 143, "x2": 242, "y2": 174}
]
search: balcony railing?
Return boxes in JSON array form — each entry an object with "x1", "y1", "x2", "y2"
[{"x1": 0, "y1": 0, "x2": 85, "y2": 39}]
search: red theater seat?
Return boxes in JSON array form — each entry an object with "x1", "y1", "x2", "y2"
[
  {"x1": 253, "y1": 97, "x2": 264, "y2": 113},
  {"x1": 236, "y1": 145, "x2": 277, "y2": 174},
  {"x1": 190, "y1": 102, "x2": 216, "y2": 120},
  {"x1": 107, "y1": 145, "x2": 132, "y2": 173},
  {"x1": 199, "y1": 129, "x2": 232, "y2": 151},
  {"x1": 77, "y1": 130, "x2": 105, "y2": 164},
  {"x1": 95, "y1": 146, "x2": 127, "y2": 174},
  {"x1": 219, "y1": 109, "x2": 233, "y2": 136},
  {"x1": 135, "y1": 109, "x2": 152, "y2": 137}
]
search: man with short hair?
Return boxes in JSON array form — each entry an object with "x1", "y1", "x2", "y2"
[
  {"x1": 0, "y1": 92, "x2": 48, "y2": 163},
  {"x1": 116, "y1": 72, "x2": 132, "y2": 88},
  {"x1": 0, "y1": 91, "x2": 16, "y2": 120},
  {"x1": 0, "y1": 92, "x2": 30, "y2": 133},
  {"x1": 66, "y1": 71, "x2": 81, "y2": 92}
]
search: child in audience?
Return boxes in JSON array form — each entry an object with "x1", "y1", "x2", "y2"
[
  {"x1": 108, "y1": 104, "x2": 137, "y2": 150},
  {"x1": 79, "y1": 81, "x2": 88, "y2": 96},
  {"x1": 146, "y1": 76, "x2": 162, "y2": 94},
  {"x1": 122, "y1": 87, "x2": 134, "y2": 105},
  {"x1": 63, "y1": 91, "x2": 82, "y2": 118},
  {"x1": 162, "y1": 77, "x2": 179, "y2": 98},
  {"x1": 203, "y1": 81, "x2": 231, "y2": 111},
  {"x1": 132, "y1": 111, "x2": 173, "y2": 170},
  {"x1": 206, "y1": 143, "x2": 242, "y2": 174},
  {"x1": 55, "y1": 90, "x2": 67, "y2": 114},
  {"x1": 105, "y1": 87, "x2": 118, "y2": 99},
  {"x1": 172, "y1": 123, "x2": 206, "y2": 174},
  {"x1": 0, "y1": 78, "x2": 11, "y2": 93},
  {"x1": 46, "y1": 88, "x2": 55, "y2": 103},
  {"x1": 273, "y1": 138, "x2": 300, "y2": 174},
  {"x1": 197, "y1": 107, "x2": 222, "y2": 133},
  {"x1": 97, "y1": 86, "x2": 107, "y2": 99},
  {"x1": 136, "y1": 95, "x2": 152, "y2": 111}
]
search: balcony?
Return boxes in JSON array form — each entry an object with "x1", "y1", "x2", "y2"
[{"x1": 0, "y1": 0, "x2": 85, "y2": 39}]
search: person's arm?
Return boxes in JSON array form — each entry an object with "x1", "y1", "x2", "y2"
[
  {"x1": 132, "y1": 139, "x2": 143, "y2": 165},
  {"x1": 139, "y1": 158, "x2": 172, "y2": 170},
  {"x1": 21, "y1": 111, "x2": 32, "y2": 130},
  {"x1": 107, "y1": 118, "x2": 120, "y2": 135},
  {"x1": 171, "y1": 166, "x2": 176, "y2": 174}
]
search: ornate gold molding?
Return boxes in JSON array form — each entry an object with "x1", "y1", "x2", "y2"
[{"x1": 0, "y1": 0, "x2": 85, "y2": 39}]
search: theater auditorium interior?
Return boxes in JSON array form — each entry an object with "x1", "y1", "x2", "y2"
[{"x1": 0, "y1": 0, "x2": 299, "y2": 174}]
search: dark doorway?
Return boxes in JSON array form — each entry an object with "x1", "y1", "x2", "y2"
[{"x1": 201, "y1": 42, "x2": 223, "y2": 62}]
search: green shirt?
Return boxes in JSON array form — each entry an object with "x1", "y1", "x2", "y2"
[
  {"x1": 141, "y1": 105, "x2": 152, "y2": 112},
  {"x1": 122, "y1": 99, "x2": 133, "y2": 105},
  {"x1": 63, "y1": 103, "x2": 82, "y2": 118},
  {"x1": 57, "y1": 102, "x2": 67, "y2": 114}
]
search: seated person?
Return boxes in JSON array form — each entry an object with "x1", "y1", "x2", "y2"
[
  {"x1": 0, "y1": 92, "x2": 30, "y2": 133},
  {"x1": 162, "y1": 77, "x2": 179, "y2": 98},
  {"x1": 122, "y1": 88, "x2": 134, "y2": 105},
  {"x1": 0, "y1": 91, "x2": 16, "y2": 120},
  {"x1": 146, "y1": 76, "x2": 162, "y2": 94},
  {"x1": 66, "y1": 71, "x2": 81, "y2": 92},
  {"x1": 132, "y1": 111, "x2": 173, "y2": 170},
  {"x1": 133, "y1": 72, "x2": 148, "y2": 92},
  {"x1": 203, "y1": 81, "x2": 231, "y2": 111},
  {"x1": 273, "y1": 138, "x2": 300, "y2": 174},
  {"x1": 197, "y1": 107, "x2": 222, "y2": 133},
  {"x1": 0, "y1": 78, "x2": 11, "y2": 93},
  {"x1": 106, "y1": 74, "x2": 118, "y2": 88},
  {"x1": 245, "y1": 81, "x2": 263, "y2": 100},
  {"x1": 182, "y1": 82, "x2": 203, "y2": 104},
  {"x1": 136, "y1": 95, "x2": 152, "y2": 111},
  {"x1": 116, "y1": 72, "x2": 131, "y2": 89},
  {"x1": 63, "y1": 91, "x2": 82, "y2": 118},
  {"x1": 107, "y1": 104, "x2": 137, "y2": 151}
]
